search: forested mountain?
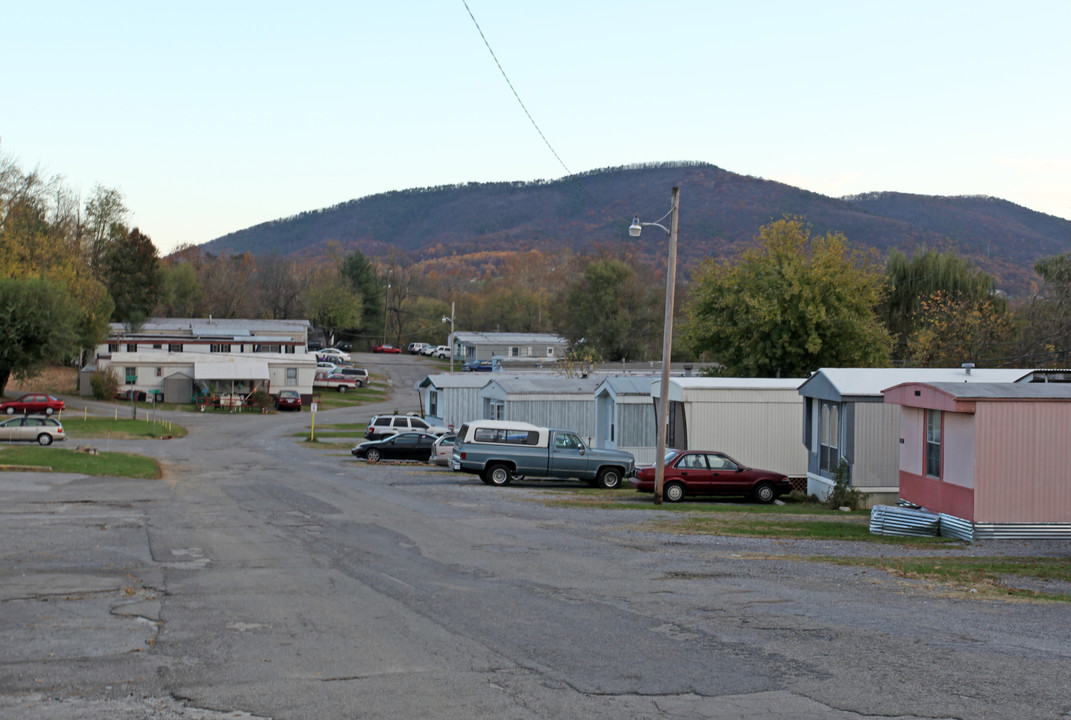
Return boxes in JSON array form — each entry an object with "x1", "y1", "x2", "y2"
[{"x1": 200, "y1": 162, "x2": 1071, "y2": 296}]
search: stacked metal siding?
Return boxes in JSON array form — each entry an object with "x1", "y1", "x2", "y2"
[
  {"x1": 869, "y1": 505, "x2": 941, "y2": 537},
  {"x1": 972, "y1": 523, "x2": 1071, "y2": 540}
]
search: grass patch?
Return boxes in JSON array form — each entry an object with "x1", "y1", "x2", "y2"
[
  {"x1": 311, "y1": 383, "x2": 389, "y2": 411},
  {"x1": 62, "y1": 416, "x2": 188, "y2": 439},
  {"x1": 0, "y1": 446, "x2": 161, "y2": 478},
  {"x1": 823, "y1": 555, "x2": 1071, "y2": 602}
]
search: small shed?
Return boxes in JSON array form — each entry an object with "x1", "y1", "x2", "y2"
[
  {"x1": 883, "y1": 382, "x2": 1071, "y2": 539},
  {"x1": 594, "y1": 376, "x2": 657, "y2": 464},
  {"x1": 480, "y1": 376, "x2": 601, "y2": 442},
  {"x1": 798, "y1": 367, "x2": 1029, "y2": 504},
  {"x1": 163, "y1": 372, "x2": 195, "y2": 404},
  {"x1": 652, "y1": 377, "x2": 807, "y2": 481},
  {"x1": 419, "y1": 373, "x2": 494, "y2": 430}
]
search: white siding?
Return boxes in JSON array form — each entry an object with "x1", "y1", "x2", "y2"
[{"x1": 852, "y1": 402, "x2": 901, "y2": 491}]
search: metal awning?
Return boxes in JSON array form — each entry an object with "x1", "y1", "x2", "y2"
[{"x1": 193, "y1": 360, "x2": 270, "y2": 381}]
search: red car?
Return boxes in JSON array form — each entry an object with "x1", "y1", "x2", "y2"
[
  {"x1": 274, "y1": 390, "x2": 302, "y2": 411},
  {"x1": 372, "y1": 344, "x2": 402, "y2": 354},
  {"x1": 0, "y1": 393, "x2": 65, "y2": 416},
  {"x1": 629, "y1": 450, "x2": 792, "y2": 504}
]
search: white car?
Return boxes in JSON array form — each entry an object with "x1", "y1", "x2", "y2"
[
  {"x1": 431, "y1": 345, "x2": 451, "y2": 359},
  {"x1": 430, "y1": 433, "x2": 457, "y2": 465},
  {"x1": 318, "y1": 348, "x2": 351, "y2": 363},
  {"x1": 316, "y1": 361, "x2": 338, "y2": 373}
]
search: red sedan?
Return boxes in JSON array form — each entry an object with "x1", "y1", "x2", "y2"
[
  {"x1": 371, "y1": 344, "x2": 402, "y2": 354},
  {"x1": 0, "y1": 393, "x2": 65, "y2": 416},
  {"x1": 629, "y1": 450, "x2": 792, "y2": 504}
]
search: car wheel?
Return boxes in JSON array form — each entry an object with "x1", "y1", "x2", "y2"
[
  {"x1": 485, "y1": 463, "x2": 512, "y2": 486},
  {"x1": 365, "y1": 448, "x2": 381, "y2": 463},
  {"x1": 4, "y1": 407, "x2": 13, "y2": 415},
  {"x1": 354, "y1": 380, "x2": 363, "y2": 388},
  {"x1": 337, "y1": 385, "x2": 347, "y2": 393},
  {"x1": 45, "y1": 407, "x2": 54, "y2": 416},
  {"x1": 664, "y1": 482, "x2": 685, "y2": 503},
  {"x1": 596, "y1": 467, "x2": 622, "y2": 489},
  {"x1": 753, "y1": 482, "x2": 776, "y2": 504},
  {"x1": 37, "y1": 433, "x2": 53, "y2": 446}
]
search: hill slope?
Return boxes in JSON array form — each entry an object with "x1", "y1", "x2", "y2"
[{"x1": 199, "y1": 162, "x2": 1071, "y2": 296}]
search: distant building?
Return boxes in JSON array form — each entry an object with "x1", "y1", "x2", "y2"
[
  {"x1": 88, "y1": 318, "x2": 318, "y2": 403},
  {"x1": 452, "y1": 332, "x2": 568, "y2": 364}
]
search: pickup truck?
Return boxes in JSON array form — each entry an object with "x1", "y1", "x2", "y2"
[
  {"x1": 451, "y1": 419, "x2": 635, "y2": 489},
  {"x1": 313, "y1": 372, "x2": 360, "y2": 392}
]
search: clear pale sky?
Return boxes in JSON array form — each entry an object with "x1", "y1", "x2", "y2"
[{"x1": 5, "y1": 1, "x2": 1069, "y2": 254}]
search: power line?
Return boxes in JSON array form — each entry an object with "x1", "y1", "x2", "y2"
[{"x1": 460, "y1": 0, "x2": 620, "y2": 223}]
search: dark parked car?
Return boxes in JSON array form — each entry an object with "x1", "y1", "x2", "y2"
[
  {"x1": 274, "y1": 390, "x2": 302, "y2": 411},
  {"x1": 351, "y1": 431, "x2": 439, "y2": 463},
  {"x1": 629, "y1": 450, "x2": 792, "y2": 504},
  {"x1": 462, "y1": 360, "x2": 494, "y2": 372},
  {"x1": 0, "y1": 393, "x2": 65, "y2": 415},
  {"x1": 334, "y1": 341, "x2": 352, "y2": 352}
]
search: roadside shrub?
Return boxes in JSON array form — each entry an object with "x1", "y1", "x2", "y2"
[
  {"x1": 827, "y1": 458, "x2": 863, "y2": 510},
  {"x1": 248, "y1": 390, "x2": 272, "y2": 409},
  {"x1": 89, "y1": 370, "x2": 119, "y2": 400}
]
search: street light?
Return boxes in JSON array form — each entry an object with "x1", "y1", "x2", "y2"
[
  {"x1": 441, "y1": 301, "x2": 456, "y2": 373},
  {"x1": 630, "y1": 187, "x2": 680, "y2": 505}
]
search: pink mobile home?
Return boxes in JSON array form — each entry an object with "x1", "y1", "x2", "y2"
[{"x1": 883, "y1": 382, "x2": 1071, "y2": 539}]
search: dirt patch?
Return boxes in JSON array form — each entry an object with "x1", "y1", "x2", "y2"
[{"x1": 6, "y1": 366, "x2": 79, "y2": 395}]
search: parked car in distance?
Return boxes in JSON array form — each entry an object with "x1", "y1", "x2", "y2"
[
  {"x1": 431, "y1": 345, "x2": 451, "y2": 359},
  {"x1": 337, "y1": 367, "x2": 368, "y2": 385},
  {"x1": 313, "y1": 372, "x2": 360, "y2": 392},
  {"x1": 316, "y1": 361, "x2": 338, "y2": 373},
  {"x1": 0, "y1": 393, "x2": 65, "y2": 416},
  {"x1": 0, "y1": 416, "x2": 66, "y2": 445},
  {"x1": 274, "y1": 390, "x2": 302, "y2": 411},
  {"x1": 318, "y1": 348, "x2": 351, "y2": 362},
  {"x1": 629, "y1": 450, "x2": 792, "y2": 504},
  {"x1": 334, "y1": 341, "x2": 352, "y2": 352},
  {"x1": 430, "y1": 433, "x2": 457, "y2": 466},
  {"x1": 372, "y1": 344, "x2": 402, "y2": 354},
  {"x1": 460, "y1": 357, "x2": 492, "y2": 370},
  {"x1": 352, "y1": 431, "x2": 439, "y2": 463},
  {"x1": 407, "y1": 342, "x2": 429, "y2": 354},
  {"x1": 365, "y1": 414, "x2": 450, "y2": 441}
]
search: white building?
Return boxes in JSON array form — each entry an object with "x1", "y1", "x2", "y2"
[
  {"x1": 89, "y1": 318, "x2": 319, "y2": 403},
  {"x1": 594, "y1": 376, "x2": 658, "y2": 465}
]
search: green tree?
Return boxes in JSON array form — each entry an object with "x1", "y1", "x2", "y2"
[
  {"x1": 155, "y1": 261, "x2": 206, "y2": 317},
  {"x1": 339, "y1": 250, "x2": 383, "y2": 339},
  {"x1": 104, "y1": 227, "x2": 160, "y2": 323},
  {"x1": 683, "y1": 217, "x2": 891, "y2": 377},
  {"x1": 304, "y1": 270, "x2": 362, "y2": 343},
  {"x1": 1017, "y1": 254, "x2": 1071, "y2": 366},
  {"x1": 0, "y1": 278, "x2": 80, "y2": 394},
  {"x1": 551, "y1": 257, "x2": 662, "y2": 361},
  {"x1": 83, "y1": 184, "x2": 128, "y2": 270},
  {"x1": 882, "y1": 247, "x2": 994, "y2": 360}
]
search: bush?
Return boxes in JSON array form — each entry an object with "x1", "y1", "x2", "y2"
[
  {"x1": 827, "y1": 458, "x2": 863, "y2": 510},
  {"x1": 89, "y1": 370, "x2": 119, "y2": 400},
  {"x1": 248, "y1": 390, "x2": 272, "y2": 409}
]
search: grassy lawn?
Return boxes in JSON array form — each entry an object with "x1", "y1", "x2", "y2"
[
  {"x1": 0, "y1": 446, "x2": 161, "y2": 478},
  {"x1": 535, "y1": 486, "x2": 1071, "y2": 602},
  {"x1": 62, "y1": 416, "x2": 188, "y2": 439}
]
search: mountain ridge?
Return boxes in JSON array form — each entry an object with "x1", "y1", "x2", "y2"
[{"x1": 197, "y1": 162, "x2": 1071, "y2": 297}]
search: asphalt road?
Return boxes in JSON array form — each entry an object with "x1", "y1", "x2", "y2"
[{"x1": 1, "y1": 353, "x2": 1070, "y2": 719}]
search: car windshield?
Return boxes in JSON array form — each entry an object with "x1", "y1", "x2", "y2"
[{"x1": 664, "y1": 450, "x2": 682, "y2": 464}]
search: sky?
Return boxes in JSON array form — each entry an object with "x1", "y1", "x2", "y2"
[{"x1": 4, "y1": 1, "x2": 1070, "y2": 255}]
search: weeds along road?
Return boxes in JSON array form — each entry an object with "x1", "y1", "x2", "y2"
[{"x1": 1, "y1": 357, "x2": 1070, "y2": 719}]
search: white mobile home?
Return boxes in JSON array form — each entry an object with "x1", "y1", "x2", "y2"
[
  {"x1": 452, "y1": 332, "x2": 568, "y2": 364},
  {"x1": 419, "y1": 374, "x2": 494, "y2": 430},
  {"x1": 651, "y1": 377, "x2": 808, "y2": 482},
  {"x1": 594, "y1": 376, "x2": 657, "y2": 465},
  {"x1": 798, "y1": 367, "x2": 1029, "y2": 504},
  {"x1": 480, "y1": 376, "x2": 602, "y2": 442}
]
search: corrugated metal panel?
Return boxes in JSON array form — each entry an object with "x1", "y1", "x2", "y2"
[
  {"x1": 441, "y1": 387, "x2": 484, "y2": 429},
  {"x1": 973, "y1": 523, "x2": 1071, "y2": 540},
  {"x1": 938, "y1": 513, "x2": 974, "y2": 541},
  {"x1": 618, "y1": 403, "x2": 655, "y2": 447},
  {"x1": 508, "y1": 399, "x2": 596, "y2": 440},
  {"x1": 869, "y1": 505, "x2": 941, "y2": 537}
]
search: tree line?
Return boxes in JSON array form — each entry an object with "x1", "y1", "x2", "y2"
[{"x1": 3, "y1": 151, "x2": 1070, "y2": 396}]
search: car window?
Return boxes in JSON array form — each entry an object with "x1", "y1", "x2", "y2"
[
  {"x1": 411, "y1": 418, "x2": 429, "y2": 429},
  {"x1": 373, "y1": 417, "x2": 390, "y2": 426},
  {"x1": 393, "y1": 434, "x2": 418, "y2": 446},
  {"x1": 554, "y1": 433, "x2": 581, "y2": 450},
  {"x1": 392, "y1": 417, "x2": 409, "y2": 427}
]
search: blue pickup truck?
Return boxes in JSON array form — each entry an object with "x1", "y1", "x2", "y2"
[{"x1": 451, "y1": 419, "x2": 635, "y2": 489}]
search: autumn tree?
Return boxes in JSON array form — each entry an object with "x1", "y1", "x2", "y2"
[
  {"x1": 907, "y1": 290, "x2": 1013, "y2": 366},
  {"x1": 882, "y1": 248, "x2": 994, "y2": 360},
  {"x1": 683, "y1": 217, "x2": 891, "y2": 377},
  {"x1": 82, "y1": 183, "x2": 129, "y2": 270},
  {"x1": 1013, "y1": 253, "x2": 1071, "y2": 366},
  {"x1": 304, "y1": 268, "x2": 362, "y2": 344},
  {"x1": 551, "y1": 256, "x2": 663, "y2": 361}
]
